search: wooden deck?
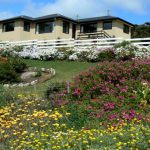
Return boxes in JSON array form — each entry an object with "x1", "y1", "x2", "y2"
[{"x1": 77, "y1": 30, "x2": 112, "y2": 39}]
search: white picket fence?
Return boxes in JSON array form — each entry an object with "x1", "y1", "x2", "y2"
[{"x1": 0, "y1": 37, "x2": 150, "y2": 49}]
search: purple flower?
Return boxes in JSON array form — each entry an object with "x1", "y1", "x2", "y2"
[
  {"x1": 103, "y1": 102, "x2": 115, "y2": 111},
  {"x1": 108, "y1": 113, "x2": 119, "y2": 121}
]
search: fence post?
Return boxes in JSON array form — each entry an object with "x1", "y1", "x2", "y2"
[{"x1": 67, "y1": 81, "x2": 70, "y2": 94}]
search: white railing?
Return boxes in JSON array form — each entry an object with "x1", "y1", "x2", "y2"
[{"x1": 0, "y1": 37, "x2": 150, "y2": 49}]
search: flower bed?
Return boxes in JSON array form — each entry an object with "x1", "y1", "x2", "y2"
[
  {"x1": 0, "y1": 59, "x2": 150, "y2": 149},
  {"x1": 45, "y1": 60, "x2": 150, "y2": 129},
  {"x1": 0, "y1": 42, "x2": 150, "y2": 62}
]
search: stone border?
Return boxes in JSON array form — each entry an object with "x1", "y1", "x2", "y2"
[{"x1": 3, "y1": 67, "x2": 56, "y2": 88}]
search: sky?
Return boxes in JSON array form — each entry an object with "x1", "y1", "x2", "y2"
[{"x1": 0, "y1": 0, "x2": 149, "y2": 24}]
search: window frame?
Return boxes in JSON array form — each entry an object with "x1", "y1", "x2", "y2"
[
  {"x1": 103, "y1": 21, "x2": 112, "y2": 30},
  {"x1": 80, "y1": 23, "x2": 97, "y2": 33},
  {"x1": 24, "y1": 21, "x2": 30, "y2": 32},
  {"x1": 2, "y1": 22, "x2": 15, "y2": 32},
  {"x1": 63, "y1": 21, "x2": 70, "y2": 34},
  {"x1": 123, "y1": 24, "x2": 129, "y2": 34},
  {"x1": 36, "y1": 21, "x2": 54, "y2": 34}
]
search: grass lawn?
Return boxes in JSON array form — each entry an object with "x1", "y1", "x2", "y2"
[
  {"x1": 0, "y1": 59, "x2": 98, "y2": 97},
  {"x1": 23, "y1": 59, "x2": 98, "y2": 82}
]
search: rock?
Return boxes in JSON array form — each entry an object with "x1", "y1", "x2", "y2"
[
  {"x1": 23, "y1": 83, "x2": 30, "y2": 86},
  {"x1": 3, "y1": 84, "x2": 10, "y2": 88},
  {"x1": 21, "y1": 72, "x2": 37, "y2": 80},
  {"x1": 11, "y1": 84, "x2": 17, "y2": 87},
  {"x1": 41, "y1": 68, "x2": 46, "y2": 72},
  {"x1": 30, "y1": 81, "x2": 36, "y2": 85},
  {"x1": 18, "y1": 83, "x2": 24, "y2": 87}
]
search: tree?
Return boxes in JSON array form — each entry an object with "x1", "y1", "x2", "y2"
[{"x1": 131, "y1": 22, "x2": 150, "y2": 38}]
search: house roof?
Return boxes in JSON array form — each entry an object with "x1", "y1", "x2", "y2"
[
  {"x1": 0, "y1": 14, "x2": 76, "y2": 23},
  {"x1": 34, "y1": 14, "x2": 75, "y2": 22},
  {"x1": 0, "y1": 15, "x2": 34, "y2": 22},
  {"x1": 77, "y1": 16, "x2": 134, "y2": 26},
  {"x1": 0, "y1": 14, "x2": 133, "y2": 26}
]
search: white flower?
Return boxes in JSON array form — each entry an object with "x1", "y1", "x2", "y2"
[{"x1": 69, "y1": 53, "x2": 78, "y2": 60}]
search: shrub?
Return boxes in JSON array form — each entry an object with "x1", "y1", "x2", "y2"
[
  {"x1": 114, "y1": 41, "x2": 137, "y2": 60},
  {"x1": 97, "y1": 50, "x2": 115, "y2": 61},
  {"x1": 11, "y1": 45, "x2": 24, "y2": 52},
  {"x1": 46, "y1": 60, "x2": 150, "y2": 128},
  {"x1": 9, "y1": 57, "x2": 27, "y2": 73},
  {"x1": 0, "y1": 63, "x2": 21, "y2": 83},
  {"x1": 45, "y1": 82, "x2": 68, "y2": 107},
  {"x1": 0, "y1": 57, "x2": 27, "y2": 83},
  {"x1": 0, "y1": 86, "x2": 16, "y2": 107}
]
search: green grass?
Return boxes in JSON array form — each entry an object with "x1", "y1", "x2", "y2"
[
  {"x1": 23, "y1": 59, "x2": 98, "y2": 82},
  {"x1": 0, "y1": 59, "x2": 98, "y2": 98}
]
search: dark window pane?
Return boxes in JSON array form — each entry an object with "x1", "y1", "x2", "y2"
[
  {"x1": 80, "y1": 23, "x2": 97, "y2": 33},
  {"x1": 24, "y1": 21, "x2": 30, "y2": 32},
  {"x1": 123, "y1": 24, "x2": 129, "y2": 34},
  {"x1": 63, "y1": 21, "x2": 70, "y2": 34},
  {"x1": 37, "y1": 21, "x2": 54, "y2": 34},
  {"x1": 3, "y1": 22, "x2": 14, "y2": 32},
  {"x1": 103, "y1": 21, "x2": 112, "y2": 30}
]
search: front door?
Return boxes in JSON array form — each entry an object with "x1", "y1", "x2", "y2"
[{"x1": 72, "y1": 24, "x2": 76, "y2": 39}]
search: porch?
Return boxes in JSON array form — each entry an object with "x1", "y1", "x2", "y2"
[{"x1": 77, "y1": 30, "x2": 112, "y2": 39}]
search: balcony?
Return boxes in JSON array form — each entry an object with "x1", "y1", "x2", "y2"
[{"x1": 77, "y1": 30, "x2": 112, "y2": 39}]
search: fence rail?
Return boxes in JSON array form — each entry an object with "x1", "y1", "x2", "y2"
[{"x1": 0, "y1": 37, "x2": 150, "y2": 49}]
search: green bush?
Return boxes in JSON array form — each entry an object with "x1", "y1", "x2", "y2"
[
  {"x1": 114, "y1": 41, "x2": 136, "y2": 61},
  {"x1": 0, "y1": 63, "x2": 21, "y2": 83},
  {"x1": 0, "y1": 57, "x2": 27, "y2": 83},
  {"x1": 45, "y1": 82, "x2": 66, "y2": 107},
  {"x1": 0, "y1": 86, "x2": 16, "y2": 107},
  {"x1": 9, "y1": 57, "x2": 27, "y2": 73},
  {"x1": 98, "y1": 50, "x2": 115, "y2": 61}
]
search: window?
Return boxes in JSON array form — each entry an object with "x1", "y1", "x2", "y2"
[
  {"x1": 80, "y1": 23, "x2": 97, "y2": 33},
  {"x1": 24, "y1": 21, "x2": 30, "y2": 32},
  {"x1": 3, "y1": 22, "x2": 14, "y2": 32},
  {"x1": 63, "y1": 21, "x2": 70, "y2": 34},
  {"x1": 123, "y1": 24, "x2": 129, "y2": 34},
  {"x1": 36, "y1": 21, "x2": 54, "y2": 34},
  {"x1": 103, "y1": 21, "x2": 112, "y2": 30}
]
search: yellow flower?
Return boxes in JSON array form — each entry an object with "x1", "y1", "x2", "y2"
[
  {"x1": 83, "y1": 140, "x2": 88, "y2": 144},
  {"x1": 32, "y1": 122, "x2": 38, "y2": 126}
]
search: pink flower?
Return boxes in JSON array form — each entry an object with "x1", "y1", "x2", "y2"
[
  {"x1": 103, "y1": 102, "x2": 115, "y2": 111},
  {"x1": 108, "y1": 113, "x2": 119, "y2": 121},
  {"x1": 118, "y1": 96, "x2": 124, "y2": 100},
  {"x1": 72, "y1": 88, "x2": 82, "y2": 96}
]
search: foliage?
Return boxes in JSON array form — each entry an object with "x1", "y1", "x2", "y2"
[
  {"x1": 0, "y1": 62, "x2": 21, "y2": 84},
  {"x1": 0, "y1": 94, "x2": 149, "y2": 150},
  {"x1": 35, "y1": 69, "x2": 42, "y2": 77},
  {"x1": 0, "y1": 59, "x2": 150, "y2": 149},
  {"x1": 0, "y1": 45, "x2": 24, "y2": 57},
  {"x1": 132, "y1": 22, "x2": 150, "y2": 38},
  {"x1": 0, "y1": 86, "x2": 16, "y2": 108},
  {"x1": 114, "y1": 41, "x2": 136, "y2": 60},
  {"x1": 97, "y1": 49, "x2": 115, "y2": 61},
  {"x1": 46, "y1": 60, "x2": 150, "y2": 129},
  {"x1": 9, "y1": 57, "x2": 27, "y2": 73},
  {"x1": 45, "y1": 82, "x2": 67, "y2": 107},
  {"x1": 137, "y1": 86, "x2": 150, "y2": 106},
  {"x1": 0, "y1": 57, "x2": 27, "y2": 83},
  {"x1": 1, "y1": 44, "x2": 150, "y2": 62}
]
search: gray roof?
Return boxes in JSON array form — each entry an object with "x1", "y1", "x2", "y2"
[
  {"x1": 77, "y1": 16, "x2": 133, "y2": 26},
  {"x1": 0, "y1": 15, "x2": 34, "y2": 22},
  {"x1": 78, "y1": 16, "x2": 116, "y2": 22},
  {"x1": 34, "y1": 14, "x2": 75, "y2": 22},
  {"x1": 0, "y1": 14, "x2": 75, "y2": 23},
  {"x1": 0, "y1": 14, "x2": 133, "y2": 26}
]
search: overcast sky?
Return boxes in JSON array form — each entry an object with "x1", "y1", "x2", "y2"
[{"x1": 0, "y1": 0, "x2": 149, "y2": 24}]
